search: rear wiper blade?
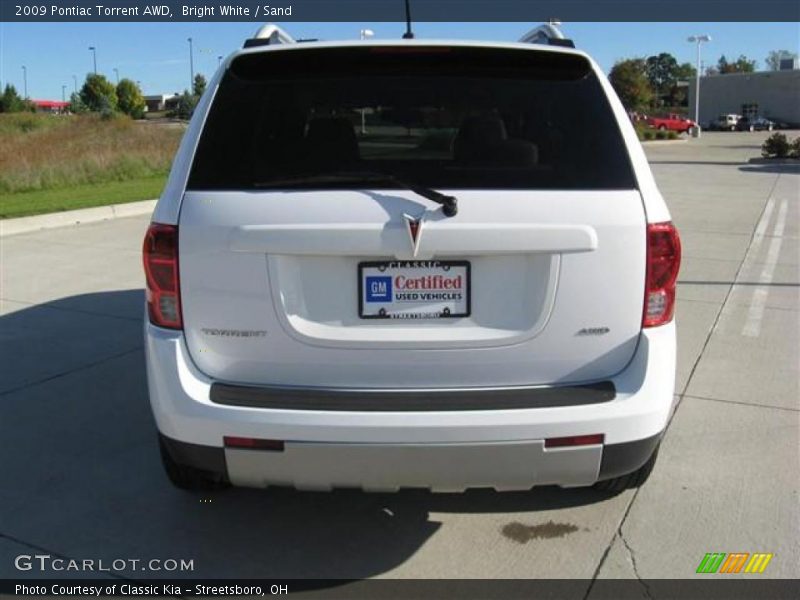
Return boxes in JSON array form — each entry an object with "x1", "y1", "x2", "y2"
[{"x1": 254, "y1": 170, "x2": 458, "y2": 217}]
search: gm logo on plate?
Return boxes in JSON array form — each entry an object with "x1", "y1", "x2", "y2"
[{"x1": 365, "y1": 276, "x2": 392, "y2": 302}]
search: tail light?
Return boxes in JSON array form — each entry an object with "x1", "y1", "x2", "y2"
[
  {"x1": 545, "y1": 434, "x2": 605, "y2": 448},
  {"x1": 143, "y1": 223, "x2": 182, "y2": 329},
  {"x1": 643, "y1": 222, "x2": 681, "y2": 328}
]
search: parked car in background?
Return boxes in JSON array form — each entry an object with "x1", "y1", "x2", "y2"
[
  {"x1": 646, "y1": 113, "x2": 695, "y2": 133},
  {"x1": 735, "y1": 116, "x2": 775, "y2": 132},
  {"x1": 712, "y1": 114, "x2": 742, "y2": 131}
]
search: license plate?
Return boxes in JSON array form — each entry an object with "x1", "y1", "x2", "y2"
[{"x1": 359, "y1": 260, "x2": 470, "y2": 319}]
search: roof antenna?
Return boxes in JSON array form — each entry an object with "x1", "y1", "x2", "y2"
[{"x1": 402, "y1": 0, "x2": 415, "y2": 39}]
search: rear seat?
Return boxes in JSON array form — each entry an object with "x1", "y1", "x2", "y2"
[{"x1": 452, "y1": 116, "x2": 538, "y2": 167}]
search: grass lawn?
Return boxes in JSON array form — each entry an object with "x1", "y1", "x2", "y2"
[{"x1": 0, "y1": 175, "x2": 167, "y2": 219}]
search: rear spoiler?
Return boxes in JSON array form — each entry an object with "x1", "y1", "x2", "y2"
[{"x1": 518, "y1": 24, "x2": 575, "y2": 48}]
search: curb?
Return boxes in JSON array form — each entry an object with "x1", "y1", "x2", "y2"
[
  {"x1": 0, "y1": 199, "x2": 157, "y2": 237},
  {"x1": 747, "y1": 157, "x2": 800, "y2": 165},
  {"x1": 641, "y1": 138, "x2": 690, "y2": 146}
]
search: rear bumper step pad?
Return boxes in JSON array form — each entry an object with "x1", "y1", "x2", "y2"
[{"x1": 209, "y1": 381, "x2": 616, "y2": 411}]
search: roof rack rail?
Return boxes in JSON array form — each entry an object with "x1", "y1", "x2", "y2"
[
  {"x1": 518, "y1": 24, "x2": 575, "y2": 48},
  {"x1": 243, "y1": 23, "x2": 296, "y2": 48}
]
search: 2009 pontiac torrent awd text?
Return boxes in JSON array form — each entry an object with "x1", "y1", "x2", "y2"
[{"x1": 144, "y1": 26, "x2": 681, "y2": 494}]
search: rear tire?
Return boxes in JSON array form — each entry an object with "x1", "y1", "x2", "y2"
[
  {"x1": 593, "y1": 444, "x2": 660, "y2": 493},
  {"x1": 159, "y1": 437, "x2": 230, "y2": 491}
]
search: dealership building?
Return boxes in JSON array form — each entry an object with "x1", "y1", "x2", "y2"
[{"x1": 688, "y1": 68, "x2": 800, "y2": 127}]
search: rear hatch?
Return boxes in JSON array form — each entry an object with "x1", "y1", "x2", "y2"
[{"x1": 177, "y1": 44, "x2": 646, "y2": 388}]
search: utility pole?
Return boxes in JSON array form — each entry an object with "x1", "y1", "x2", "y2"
[
  {"x1": 113, "y1": 68, "x2": 119, "y2": 85},
  {"x1": 88, "y1": 46, "x2": 97, "y2": 74},
  {"x1": 688, "y1": 35, "x2": 711, "y2": 136},
  {"x1": 187, "y1": 37, "x2": 194, "y2": 91},
  {"x1": 62, "y1": 84, "x2": 66, "y2": 102},
  {"x1": 72, "y1": 74, "x2": 78, "y2": 93},
  {"x1": 21, "y1": 65, "x2": 27, "y2": 98}
]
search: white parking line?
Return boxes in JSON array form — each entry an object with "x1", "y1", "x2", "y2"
[
  {"x1": 742, "y1": 198, "x2": 788, "y2": 337},
  {"x1": 754, "y1": 196, "x2": 776, "y2": 241}
]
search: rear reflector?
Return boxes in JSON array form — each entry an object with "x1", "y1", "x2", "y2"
[
  {"x1": 143, "y1": 223, "x2": 182, "y2": 329},
  {"x1": 545, "y1": 434, "x2": 605, "y2": 448},
  {"x1": 643, "y1": 221, "x2": 681, "y2": 328},
  {"x1": 223, "y1": 436, "x2": 285, "y2": 451}
]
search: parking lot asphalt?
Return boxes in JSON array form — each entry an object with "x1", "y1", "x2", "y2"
[{"x1": 0, "y1": 131, "x2": 798, "y2": 586}]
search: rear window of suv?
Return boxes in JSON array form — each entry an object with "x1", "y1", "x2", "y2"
[{"x1": 187, "y1": 46, "x2": 637, "y2": 191}]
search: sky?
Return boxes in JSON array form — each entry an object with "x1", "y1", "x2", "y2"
[{"x1": 1, "y1": 21, "x2": 798, "y2": 100}]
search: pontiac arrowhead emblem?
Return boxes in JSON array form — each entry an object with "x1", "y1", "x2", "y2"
[{"x1": 403, "y1": 213, "x2": 424, "y2": 257}]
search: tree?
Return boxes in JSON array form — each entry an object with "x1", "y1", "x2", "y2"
[
  {"x1": 192, "y1": 73, "x2": 207, "y2": 98},
  {"x1": 717, "y1": 54, "x2": 757, "y2": 74},
  {"x1": 79, "y1": 73, "x2": 118, "y2": 112},
  {"x1": 674, "y1": 62, "x2": 697, "y2": 80},
  {"x1": 609, "y1": 59, "x2": 654, "y2": 112},
  {"x1": 766, "y1": 50, "x2": 798, "y2": 71},
  {"x1": 0, "y1": 84, "x2": 27, "y2": 113},
  {"x1": 68, "y1": 92, "x2": 88, "y2": 114},
  {"x1": 645, "y1": 53, "x2": 679, "y2": 102},
  {"x1": 667, "y1": 62, "x2": 697, "y2": 106},
  {"x1": 172, "y1": 90, "x2": 198, "y2": 120},
  {"x1": 116, "y1": 78, "x2": 146, "y2": 118}
]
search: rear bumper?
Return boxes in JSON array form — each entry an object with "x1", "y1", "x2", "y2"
[
  {"x1": 146, "y1": 322, "x2": 675, "y2": 490},
  {"x1": 160, "y1": 432, "x2": 661, "y2": 492}
]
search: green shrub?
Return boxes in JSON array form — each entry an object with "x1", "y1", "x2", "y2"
[
  {"x1": 655, "y1": 130, "x2": 667, "y2": 140},
  {"x1": 667, "y1": 131, "x2": 678, "y2": 140},
  {"x1": 790, "y1": 137, "x2": 800, "y2": 159},
  {"x1": 643, "y1": 130, "x2": 655, "y2": 141},
  {"x1": 167, "y1": 91, "x2": 198, "y2": 120},
  {"x1": 761, "y1": 133, "x2": 790, "y2": 158}
]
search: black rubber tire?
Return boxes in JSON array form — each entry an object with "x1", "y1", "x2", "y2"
[
  {"x1": 593, "y1": 444, "x2": 660, "y2": 493},
  {"x1": 158, "y1": 437, "x2": 230, "y2": 491}
]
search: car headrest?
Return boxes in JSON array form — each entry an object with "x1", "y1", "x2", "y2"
[
  {"x1": 453, "y1": 116, "x2": 537, "y2": 166},
  {"x1": 455, "y1": 116, "x2": 508, "y2": 145}
]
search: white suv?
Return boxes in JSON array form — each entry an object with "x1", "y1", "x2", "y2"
[{"x1": 144, "y1": 26, "x2": 681, "y2": 494}]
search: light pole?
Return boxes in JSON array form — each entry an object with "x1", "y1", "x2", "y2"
[
  {"x1": 187, "y1": 37, "x2": 194, "y2": 91},
  {"x1": 217, "y1": 55, "x2": 223, "y2": 68},
  {"x1": 688, "y1": 35, "x2": 711, "y2": 135},
  {"x1": 21, "y1": 65, "x2": 27, "y2": 98},
  {"x1": 62, "y1": 85, "x2": 66, "y2": 102},
  {"x1": 113, "y1": 68, "x2": 119, "y2": 85},
  {"x1": 72, "y1": 74, "x2": 78, "y2": 93},
  {"x1": 359, "y1": 29, "x2": 374, "y2": 134},
  {"x1": 88, "y1": 46, "x2": 97, "y2": 74}
]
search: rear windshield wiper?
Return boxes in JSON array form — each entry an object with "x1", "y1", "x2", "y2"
[{"x1": 254, "y1": 170, "x2": 458, "y2": 217}]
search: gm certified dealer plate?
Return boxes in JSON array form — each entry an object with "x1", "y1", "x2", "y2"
[{"x1": 359, "y1": 260, "x2": 471, "y2": 319}]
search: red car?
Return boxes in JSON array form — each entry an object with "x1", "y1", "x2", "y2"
[{"x1": 646, "y1": 114, "x2": 696, "y2": 133}]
